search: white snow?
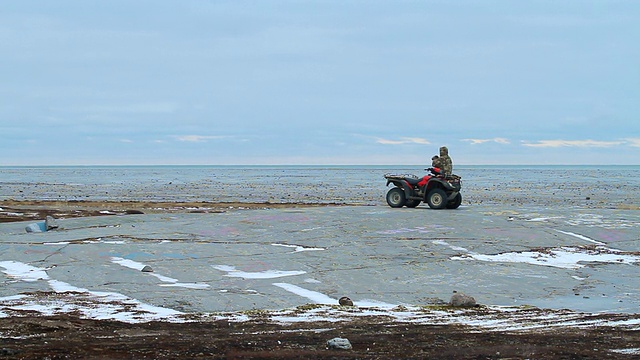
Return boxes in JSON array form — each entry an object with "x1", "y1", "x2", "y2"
[
  {"x1": 434, "y1": 233, "x2": 640, "y2": 269},
  {"x1": 213, "y1": 265, "x2": 306, "y2": 279},
  {"x1": 272, "y1": 283, "x2": 397, "y2": 309},
  {"x1": 453, "y1": 247, "x2": 640, "y2": 269},
  {"x1": 0, "y1": 261, "x2": 50, "y2": 281},
  {"x1": 610, "y1": 348, "x2": 640, "y2": 355},
  {"x1": 271, "y1": 243, "x2": 325, "y2": 252},
  {"x1": 272, "y1": 283, "x2": 336, "y2": 304},
  {"x1": 2, "y1": 261, "x2": 640, "y2": 330},
  {"x1": 555, "y1": 229, "x2": 607, "y2": 245},
  {"x1": 111, "y1": 257, "x2": 209, "y2": 289},
  {"x1": 431, "y1": 239, "x2": 470, "y2": 252},
  {"x1": 0, "y1": 260, "x2": 184, "y2": 323},
  {"x1": 526, "y1": 216, "x2": 563, "y2": 222}
]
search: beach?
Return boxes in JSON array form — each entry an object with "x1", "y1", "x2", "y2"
[{"x1": 1, "y1": 165, "x2": 639, "y2": 359}]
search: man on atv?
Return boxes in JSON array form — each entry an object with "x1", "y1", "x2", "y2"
[{"x1": 432, "y1": 146, "x2": 453, "y2": 176}]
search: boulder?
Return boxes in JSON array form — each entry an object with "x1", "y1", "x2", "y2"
[
  {"x1": 45, "y1": 216, "x2": 59, "y2": 230},
  {"x1": 449, "y1": 292, "x2": 477, "y2": 307},
  {"x1": 338, "y1": 296, "x2": 354, "y2": 306},
  {"x1": 25, "y1": 222, "x2": 46, "y2": 233},
  {"x1": 327, "y1": 337, "x2": 352, "y2": 350}
]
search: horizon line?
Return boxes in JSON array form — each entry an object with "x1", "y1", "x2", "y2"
[{"x1": 1, "y1": 163, "x2": 638, "y2": 167}]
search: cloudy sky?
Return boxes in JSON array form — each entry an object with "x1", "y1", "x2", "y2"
[{"x1": 1, "y1": 1, "x2": 638, "y2": 165}]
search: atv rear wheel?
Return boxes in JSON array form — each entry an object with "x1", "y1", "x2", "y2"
[
  {"x1": 386, "y1": 188, "x2": 406, "y2": 208},
  {"x1": 447, "y1": 193, "x2": 462, "y2": 209},
  {"x1": 426, "y1": 188, "x2": 447, "y2": 209}
]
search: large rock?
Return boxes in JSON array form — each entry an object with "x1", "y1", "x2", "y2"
[
  {"x1": 25, "y1": 216, "x2": 59, "y2": 233},
  {"x1": 327, "y1": 337, "x2": 352, "y2": 350},
  {"x1": 449, "y1": 292, "x2": 477, "y2": 307},
  {"x1": 338, "y1": 296, "x2": 354, "y2": 306},
  {"x1": 45, "y1": 216, "x2": 59, "y2": 230},
  {"x1": 25, "y1": 222, "x2": 46, "y2": 233}
]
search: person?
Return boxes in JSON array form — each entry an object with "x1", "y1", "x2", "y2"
[
  {"x1": 437, "y1": 146, "x2": 453, "y2": 176},
  {"x1": 431, "y1": 155, "x2": 440, "y2": 168}
]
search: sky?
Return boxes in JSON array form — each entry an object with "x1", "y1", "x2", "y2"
[{"x1": 1, "y1": 0, "x2": 638, "y2": 165}]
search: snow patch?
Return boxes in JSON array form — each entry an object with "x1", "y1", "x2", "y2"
[
  {"x1": 111, "y1": 257, "x2": 209, "y2": 289},
  {"x1": 271, "y1": 243, "x2": 325, "y2": 252},
  {"x1": 213, "y1": 265, "x2": 305, "y2": 279},
  {"x1": 0, "y1": 261, "x2": 184, "y2": 323}
]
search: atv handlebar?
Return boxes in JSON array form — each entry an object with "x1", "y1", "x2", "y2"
[{"x1": 425, "y1": 167, "x2": 443, "y2": 175}]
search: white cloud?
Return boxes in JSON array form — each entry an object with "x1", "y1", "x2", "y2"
[
  {"x1": 625, "y1": 138, "x2": 640, "y2": 147},
  {"x1": 174, "y1": 135, "x2": 228, "y2": 142},
  {"x1": 462, "y1": 138, "x2": 510, "y2": 145},
  {"x1": 376, "y1": 137, "x2": 430, "y2": 145},
  {"x1": 522, "y1": 139, "x2": 625, "y2": 148}
]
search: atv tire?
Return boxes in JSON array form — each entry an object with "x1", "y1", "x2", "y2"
[
  {"x1": 447, "y1": 193, "x2": 462, "y2": 209},
  {"x1": 405, "y1": 199, "x2": 420, "y2": 208},
  {"x1": 426, "y1": 188, "x2": 447, "y2": 209},
  {"x1": 386, "y1": 187, "x2": 406, "y2": 208}
]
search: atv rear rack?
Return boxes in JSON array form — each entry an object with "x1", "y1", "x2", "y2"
[{"x1": 384, "y1": 173, "x2": 419, "y2": 180}]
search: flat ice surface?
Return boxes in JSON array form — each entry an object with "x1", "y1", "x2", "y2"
[
  {"x1": 1, "y1": 205, "x2": 638, "y2": 317},
  {"x1": 1, "y1": 165, "x2": 639, "y2": 325}
]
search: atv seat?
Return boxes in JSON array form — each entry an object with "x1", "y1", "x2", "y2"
[{"x1": 405, "y1": 177, "x2": 422, "y2": 186}]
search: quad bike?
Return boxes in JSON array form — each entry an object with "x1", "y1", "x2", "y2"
[{"x1": 384, "y1": 168, "x2": 462, "y2": 209}]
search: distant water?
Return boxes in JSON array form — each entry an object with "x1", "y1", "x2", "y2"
[{"x1": 1, "y1": 165, "x2": 639, "y2": 207}]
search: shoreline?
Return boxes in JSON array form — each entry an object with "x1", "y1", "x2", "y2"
[
  {"x1": 1, "y1": 310, "x2": 638, "y2": 359},
  {"x1": 0, "y1": 199, "x2": 346, "y2": 223}
]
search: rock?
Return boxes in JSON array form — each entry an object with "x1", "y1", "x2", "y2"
[
  {"x1": 327, "y1": 337, "x2": 352, "y2": 350},
  {"x1": 449, "y1": 292, "x2": 477, "y2": 307},
  {"x1": 125, "y1": 209, "x2": 145, "y2": 214},
  {"x1": 45, "y1": 216, "x2": 59, "y2": 230},
  {"x1": 422, "y1": 297, "x2": 447, "y2": 305},
  {"x1": 141, "y1": 265, "x2": 154, "y2": 272},
  {"x1": 25, "y1": 222, "x2": 46, "y2": 233},
  {"x1": 338, "y1": 296, "x2": 354, "y2": 306}
]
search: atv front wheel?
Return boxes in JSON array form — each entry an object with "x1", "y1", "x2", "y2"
[
  {"x1": 447, "y1": 193, "x2": 462, "y2": 209},
  {"x1": 426, "y1": 188, "x2": 447, "y2": 209},
  {"x1": 386, "y1": 188, "x2": 406, "y2": 208}
]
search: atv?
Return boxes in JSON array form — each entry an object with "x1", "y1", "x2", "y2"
[{"x1": 384, "y1": 168, "x2": 462, "y2": 209}]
